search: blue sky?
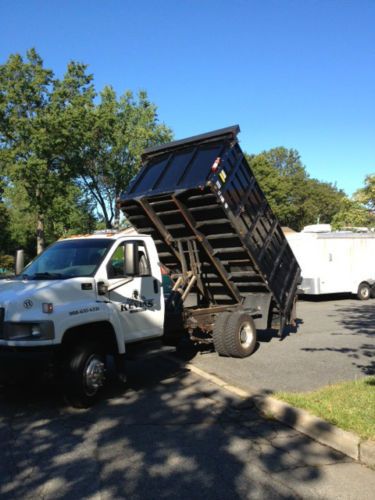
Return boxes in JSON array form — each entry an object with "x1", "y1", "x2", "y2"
[{"x1": 1, "y1": 0, "x2": 374, "y2": 196}]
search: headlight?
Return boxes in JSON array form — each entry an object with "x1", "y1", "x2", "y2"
[{"x1": 0, "y1": 321, "x2": 55, "y2": 340}]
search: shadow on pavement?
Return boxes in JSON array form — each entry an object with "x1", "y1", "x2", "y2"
[
  {"x1": 0, "y1": 353, "x2": 351, "y2": 500},
  {"x1": 299, "y1": 293, "x2": 356, "y2": 302},
  {"x1": 301, "y1": 303, "x2": 375, "y2": 376}
]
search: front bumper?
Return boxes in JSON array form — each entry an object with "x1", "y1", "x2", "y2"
[{"x1": 0, "y1": 345, "x2": 60, "y2": 382}]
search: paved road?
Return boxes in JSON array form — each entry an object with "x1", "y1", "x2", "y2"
[
  {"x1": 1, "y1": 297, "x2": 375, "y2": 498},
  {"x1": 179, "y1": 297, "x2": 375, "y2": 393},
  {"x1": 1, "y1": 353, "x2": 375, "y2": 499}
]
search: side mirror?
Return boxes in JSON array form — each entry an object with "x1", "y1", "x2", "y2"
[
  {"x1": 124, "y1": 243, "x2": 139, "y2": 276},
  {"x1": 15, "y1": 249, "x2": 25, "y2": 275},
  {"x1": 97, "y1": 281, "x2": 108, "y2": 296}
]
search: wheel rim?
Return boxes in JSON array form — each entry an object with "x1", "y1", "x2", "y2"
[
  {"x1": 84, "y1": 355, "x2": 105, "y2": 396},
  {"x1": 361, "y1": 287, "x2": 370, "y2": 299},
  {"x1": 239, "y1": 322, "x2": 254, "y2": 349}
]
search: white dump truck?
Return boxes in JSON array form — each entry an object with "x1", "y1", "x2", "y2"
[{"x1": 0, "y1": 126, "x2": 300, "y2": 407}]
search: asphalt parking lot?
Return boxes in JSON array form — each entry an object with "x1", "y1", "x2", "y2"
[
  {"x1": 0, "y1": 297, "x2": 374, "y2": 499},
  {"x1": 179, "y1": 296, "x2": 375, "y2": 393}
]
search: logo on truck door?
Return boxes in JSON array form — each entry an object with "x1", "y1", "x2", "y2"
[{"x1": 120, "y1": 297, "x2": 154, "y2": 313}]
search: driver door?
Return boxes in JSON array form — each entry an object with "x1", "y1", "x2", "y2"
[{"x1": 106, "y1": 241, "x2": 162, "y2": 342}]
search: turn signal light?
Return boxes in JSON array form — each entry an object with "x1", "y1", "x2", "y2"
[{"x1": 42, "y1": 303, "x2": 54, "y2": 314}]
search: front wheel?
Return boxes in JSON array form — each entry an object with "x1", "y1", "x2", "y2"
[
  {"x1": 357, "y1": 282, "x2": 371, "y2": 301},
  {"x1": 63, "y1": 342, "x2": 106, "y2": 408},
  {"x1": 224, "y1": 312, "x2": 257, "y2": 358}
]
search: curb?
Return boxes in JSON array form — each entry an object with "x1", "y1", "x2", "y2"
[{"x1": 163, "y1": 354, "x2": 375, "y2": 468}]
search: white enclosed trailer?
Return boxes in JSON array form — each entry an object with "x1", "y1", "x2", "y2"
[{"x1": 285, "y1": 231, "x2": 375, "y2": 299}]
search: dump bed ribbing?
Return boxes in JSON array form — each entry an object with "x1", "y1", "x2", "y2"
[{"x1": 119, "y1": 125, "x2": 301, "y2": 319}]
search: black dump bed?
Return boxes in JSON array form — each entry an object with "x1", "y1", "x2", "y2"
[{"x1": 119, "y1": 125, "x2": 301, "y2": 318}]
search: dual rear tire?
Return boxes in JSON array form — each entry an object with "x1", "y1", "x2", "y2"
[{"x1": 213, "y1": 312, "x2": 257, "y2": 358}]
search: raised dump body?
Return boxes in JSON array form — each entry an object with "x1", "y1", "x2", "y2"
[{"x1": 119, "y1": 126, "x2": 301, "y2": 340}]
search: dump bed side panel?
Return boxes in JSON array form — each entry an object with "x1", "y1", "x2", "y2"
[
  {"x1": 120, "y1": 126, "x2": 300, "y2": 316},
  {"x1": 211, "y1": 142, "x2": 301, "y2": 314}
]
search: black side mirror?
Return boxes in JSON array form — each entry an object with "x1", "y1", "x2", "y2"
[
  {"x1": 97, "y1": 281, "x2": 108, "y2": 295},
  {"x1": 15, "y1": 249, "x2": 25, "y2": 275},
  {"x1": 124, "y1": 243, "x2": 139, "y2": 276}
]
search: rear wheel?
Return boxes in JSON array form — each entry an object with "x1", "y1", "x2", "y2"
[
  {"x1": 357, "y1": 282, "x2": 371, "y2": 301},
  {"x1": 212, "y1": 312, "x2": 230, "y2": 356},
  {"x1": 63, "y1": 341, "x2": 106, "y2": 408},
  {"x1": 224, "y1": 312, "x2": 257, "y2": 358}
]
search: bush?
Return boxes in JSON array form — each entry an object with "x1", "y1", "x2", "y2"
[{"x1": 0, "y1": 254, "x2": 14, "y2": 274}]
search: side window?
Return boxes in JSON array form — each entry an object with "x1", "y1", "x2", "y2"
[
  {"x1": 107, "y1": 242, "x2": 151, "y2": 278},
  {"x1": 108, "y1": 244, "x2": 125, "y2": 278},
  {"x1": 137, "y1": 244, "x2": 151, "y2": 276}
]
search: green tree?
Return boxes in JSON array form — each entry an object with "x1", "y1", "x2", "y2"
[
  {"x1": 4, "y1": 183, "x2": 36, "y2": 258},
  {"x1": 301, "y1": 178, "x2": 346, "y2": 227},
  {"x1": 0, "y1": 49, "x2": 94, "y2": 253},
  {"x1": 0, "y1": 202, "x2": 10, "y2": 252},
  {"x1": 76, "y1": 86, "x2": 172, "y2": 228},
  {"x1": 331, "y1": 198, "x2": 374, "y2": 229},
  {"x1": 4, "y1": 182, "x2": 97, "y2": 261},
  {"x1": 332, "y1": 174, "x2": 375, "y2": 230},
  {"x1": 247, "y1": 148, "x2": 345, "y2": 230},
  {"x1": 44, "y1": 184, "x2": 97, "y2": 242},
  {"x1": 0, "y1": 168, "x2": 11, "y2": 261},
  {"x1": 354, "y1": 174, "x2": 375, "y2": 212}
]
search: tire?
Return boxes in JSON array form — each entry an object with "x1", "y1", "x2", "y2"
[
  {"x1": 224, "y1": 312, "x2": 257, "y2": 358},
  {"x1": 212, "y1": 312, "x2": 231, "y2": 356},
  {"x1": 63, "y1": 341, "x2": 106, "y2": 408},
  {"x1": 357, "y1": 282, "x2": 371, "y2": 301}
]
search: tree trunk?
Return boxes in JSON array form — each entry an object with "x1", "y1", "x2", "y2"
[
  {"x1": 114, "y1": 191, "x2": 121, "y2": 229},
  {"x1": 37, "y1": 212, "x2": 45, "y2": 254}
]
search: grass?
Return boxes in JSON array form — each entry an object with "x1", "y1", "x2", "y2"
[{"x1": 275, "y1": 376, "x2": 375, "y2": 440}]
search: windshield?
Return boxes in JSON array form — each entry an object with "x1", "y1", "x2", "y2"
[{"x1": 21, "y1": 239, "x2": 113, "y2": 280}]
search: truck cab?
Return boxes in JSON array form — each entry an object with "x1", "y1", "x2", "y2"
[{"x1": 0, "y1": 232, "x2": 164, "y2": 406}]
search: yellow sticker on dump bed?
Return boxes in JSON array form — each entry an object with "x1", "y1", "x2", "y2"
[{"x1": 219, "y1": 170, "x2": 227, "y2": 183}]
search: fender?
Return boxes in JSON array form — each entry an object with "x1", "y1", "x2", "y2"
[{"x1": 61, "y1": 320, "x2": 122, "y2": 355}]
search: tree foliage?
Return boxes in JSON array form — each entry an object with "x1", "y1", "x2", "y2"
[
  {"x1": 0, "y1": 202, "x2": 10, "y2": 252},
  {"x1": 354, "y1": 174, "x2": 375, "y2": 212},
  {"x1": 247, "y1": 147, "x2": 346, "y2": 230},
  {"x1": 1, "y1": 181, "x2": 96, "y2": 263},
  {"x1": 0, "y1": 49, "x2": 94, "y2": 253},
  {"x1": 331, "y1": 198, "x2": 375, "y2": 230},
  {"x1": 0, "y1": 48, "x2": 172, "y2": 257},
  {"x1": 0, "y1": 47, "x2": 372, "y2": 265},
  {"x1": 75, "y1": 86, "x2": 172, "y2": 228},
  {"x1": 331, "y1": 174, "x2": 375, "y2": 229}
]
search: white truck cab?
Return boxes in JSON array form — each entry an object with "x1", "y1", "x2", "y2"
[{"x1": 0, "y1": 232, "x2": 165, "y2": 406}]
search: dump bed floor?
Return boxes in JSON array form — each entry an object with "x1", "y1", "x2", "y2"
[{"x1": 120, "y1": 126, "x2": 301, "y2": 316}]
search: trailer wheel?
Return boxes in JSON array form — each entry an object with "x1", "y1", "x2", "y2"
[
  {"x1": 63, "y1": 341, "x2": 106, "y2": 408},
  {"x1": 212, "y1": 312, "x2": 230, "y2": 356},
  {"x1": 357, "y1": 282, "x2": 371, "y2": 301},
  {"x1": 224, "y1": 313, "x2": 257, "y2": 358}
]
